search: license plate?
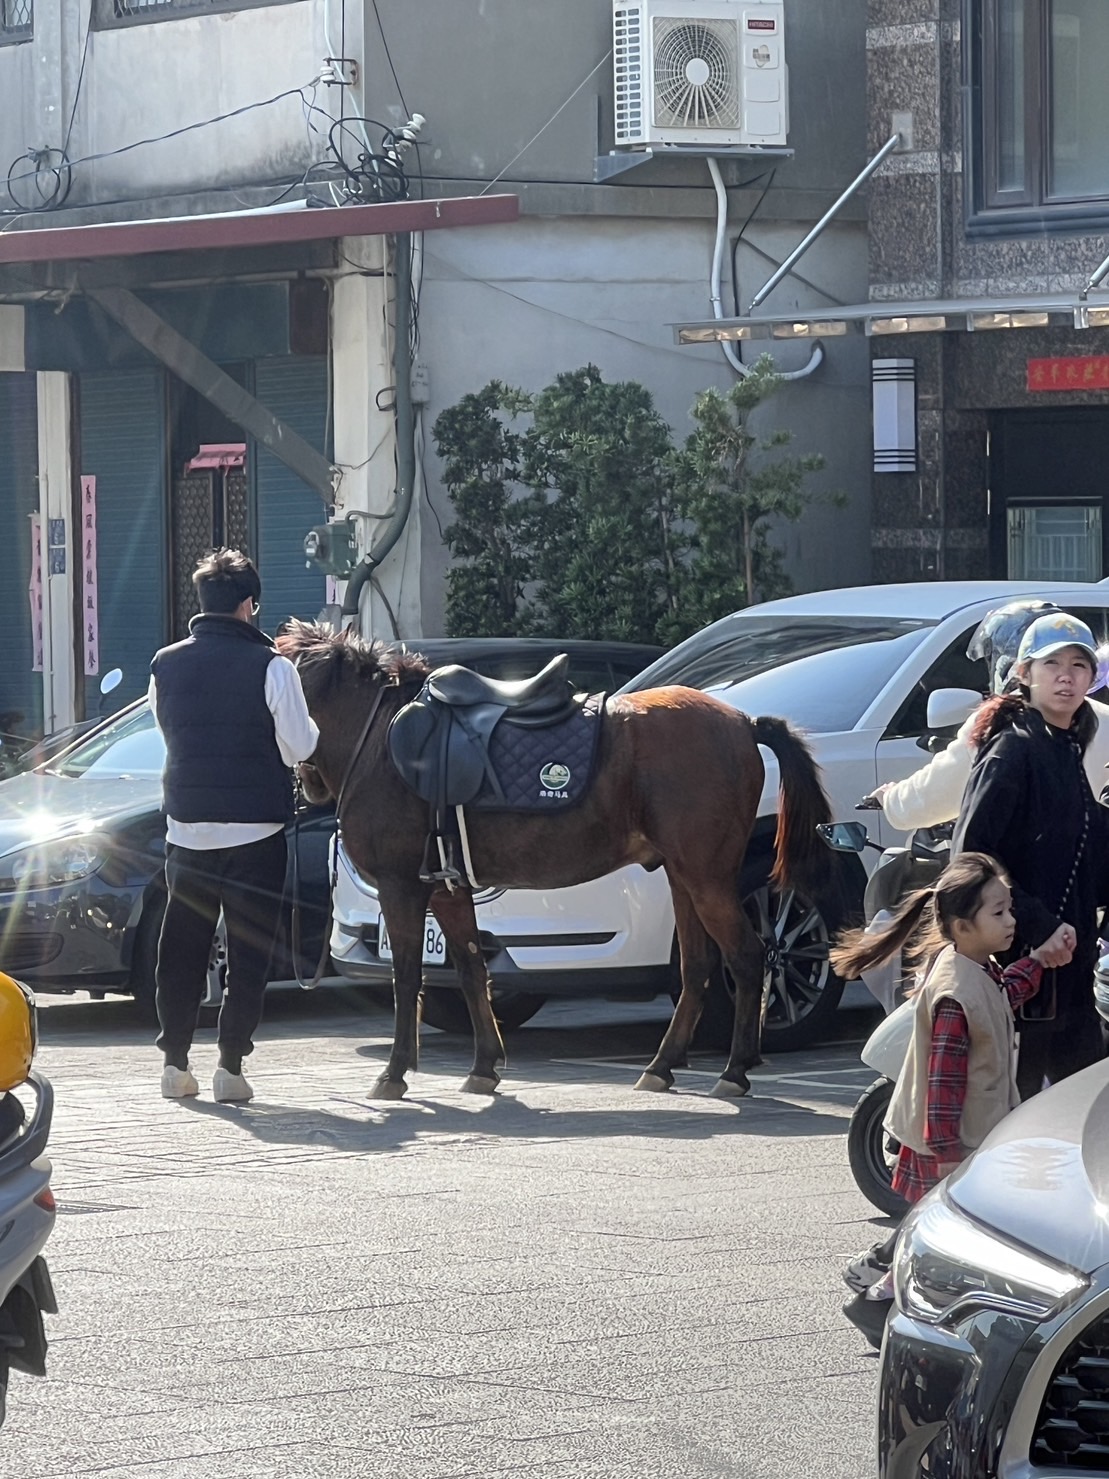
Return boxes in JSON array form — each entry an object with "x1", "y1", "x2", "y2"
[{"x1": 378, "y1": 917, "x2": 447, "y2": 967}]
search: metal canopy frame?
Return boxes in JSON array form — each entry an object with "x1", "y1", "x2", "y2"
[{"x1": 671, "y1": 292, "x2": 1109, "y2": 343}]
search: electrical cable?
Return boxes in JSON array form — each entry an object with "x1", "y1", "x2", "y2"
[
  {"x1": 728, "y1": 168, "x2": 776, "y2": 317},
  {"x1": 4, "y1": 82, "x2": 321, "y2": 201},
  {"x1": 326, "y1": 116, "x2": 410, "y2": 203},
  {"x1": 370, "y1": 0, "x2": 410, "y2": 116},
  {"x1": 479, "y1": 51, "x2": 611, "y2": 196},
  {"x1": 5, "y1": 149, "x2": 71, "y2": 213},
  {"x1": 61, "y1": 9, "x2": 92, "y2": 163}
]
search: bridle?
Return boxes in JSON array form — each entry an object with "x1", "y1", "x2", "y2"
[{"x1": 291, "y1": 674, "x2": 389, "y2": 990}]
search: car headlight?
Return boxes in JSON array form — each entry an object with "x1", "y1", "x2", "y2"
[
  {"x1": 894, "y1": 1195, "x2": 1087, "y2": 1327},
  {"x1": 0, "y1": 836, "x2": 107, "y2": 892}
]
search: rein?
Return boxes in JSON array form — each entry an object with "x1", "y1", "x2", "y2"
[{"x1": 292, "y1": 681, "x2": 389, "y2": 990}]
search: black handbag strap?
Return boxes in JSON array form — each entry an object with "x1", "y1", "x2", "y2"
[{"x1": 1055, "y1": 737, "x2": 1091, "y2": 917}]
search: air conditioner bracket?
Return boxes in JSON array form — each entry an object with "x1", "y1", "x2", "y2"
[{"x1": 594, "y1": 144, "x2": 794, "y2": 184}]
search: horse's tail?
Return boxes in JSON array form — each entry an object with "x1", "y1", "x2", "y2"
[{"x1": 751, "y1": 716, "x2": 832, "y2": 894}]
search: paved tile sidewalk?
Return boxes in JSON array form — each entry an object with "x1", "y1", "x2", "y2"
[{"x1": 3, "y1": 993, "x2": 881, "y2": 1479}]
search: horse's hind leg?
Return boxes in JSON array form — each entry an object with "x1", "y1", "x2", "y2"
[
  {"x1": 635, "y1": 877, "x2": 716, "y2": 1093},
  {"x1": 702, "y1": 889, "x2": 765, "y2": 1099},
  {"x1": 369, "y1": 880, "x2": 431, "y2": 1101},
  {"x1": 428, "y1": 886, "x2": 505, "y2": 1095}
]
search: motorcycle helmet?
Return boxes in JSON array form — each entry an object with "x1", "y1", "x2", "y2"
[
  {"x1": 966, "y1": 600, "x2": 1063, "y2": 696},
  {"x1": 0, "y1": 973, "x2": 35, "y2": 1091}
]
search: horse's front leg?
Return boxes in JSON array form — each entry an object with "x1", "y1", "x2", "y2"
[
  {"x1": 428, "y1": 886, "x2": 505, "y2": 1095},
  {"x1": 370, "y1": 881, "x2": 431, "y2": 1100}
]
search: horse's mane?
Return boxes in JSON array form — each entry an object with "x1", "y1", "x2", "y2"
[{"x1": 275, "y1": 619, "x2": 431, "y2": 688}]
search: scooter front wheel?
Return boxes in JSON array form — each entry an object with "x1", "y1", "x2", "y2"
[{"x1": 848, "y1": 1076, "x2": 909, "y2": 1218}]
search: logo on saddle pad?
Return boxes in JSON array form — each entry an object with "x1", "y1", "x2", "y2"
[{"x1": 538, "y1": 761, "x2": 572, "y2": 798}]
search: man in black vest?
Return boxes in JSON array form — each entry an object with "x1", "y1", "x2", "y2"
[{"x1": 148, "y1": 549, "x2": 319, "y2": 1102}]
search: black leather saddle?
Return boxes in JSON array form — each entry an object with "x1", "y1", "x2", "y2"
[{"x1": 388, "y1": 655, "x2": 580, "y2": 884}]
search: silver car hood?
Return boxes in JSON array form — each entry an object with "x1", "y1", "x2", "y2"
[{"x1": 948, "y1": 1059, "x2": 1109, "y2": 1274}]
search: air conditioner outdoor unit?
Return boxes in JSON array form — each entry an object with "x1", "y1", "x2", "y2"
[{"x1": 613, "y1": 0, "x2": 788, "y2": 150}]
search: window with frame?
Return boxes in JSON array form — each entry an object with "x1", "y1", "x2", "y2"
[
  {"x1": 976, "y1": 0, "x2": 1109, "y2": 225},
  {"x1": 0, "y1": 0, "x2": 32, "y2": 40}
]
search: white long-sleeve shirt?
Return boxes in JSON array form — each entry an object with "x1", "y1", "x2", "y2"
[
  {"x1": 882, "y1": 697, "x2": 1109, "y2": 832},
  {"x1": 148, "y1": 655, "x2": 319, "y2": 850}
]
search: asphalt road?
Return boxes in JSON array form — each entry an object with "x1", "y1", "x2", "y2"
[{"x1": 5, "y1": 987, "x2": 889, "y2": 1479}]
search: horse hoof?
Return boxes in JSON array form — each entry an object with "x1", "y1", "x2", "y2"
[
  {"x1": 633, "y1": 1071, "x2": 673, "y2": 1093},
  {"x1": 369, "y1": 1077, "x2": 407, "y2": 1101},
  {"x1": 710, "y1": 1076, "x2": 750, "y2": 1099},
  {"x1": 461, "y1": 1074, "x2": 499, "y2": 1095}
]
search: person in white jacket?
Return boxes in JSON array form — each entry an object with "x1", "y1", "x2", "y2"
[{"x1": 873, "y1": 600, "x2": 1109, "y2": 831}]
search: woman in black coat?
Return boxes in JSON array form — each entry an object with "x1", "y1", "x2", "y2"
[{"x1": 953, "y1": 612, "x2": 1108, "y2": 1097}]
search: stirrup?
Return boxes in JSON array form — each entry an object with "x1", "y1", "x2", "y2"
[
  {"x1": 419, "y1": 862, "x2": 466, "y2": 886},
  {"x1": 419, "y1": 831, "x2": 465, "y2": 889}
]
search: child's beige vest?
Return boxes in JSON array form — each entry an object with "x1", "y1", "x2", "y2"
[{"x1": 885, "y1": 944, "x2": 1021, "y2": 1156}]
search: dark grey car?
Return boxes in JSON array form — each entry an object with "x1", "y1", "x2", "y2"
[{"x1": 879, "y1": 1059, "x2": 1109, "y2": 1478}]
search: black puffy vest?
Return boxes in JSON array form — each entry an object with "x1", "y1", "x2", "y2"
[{"x1": 151, "y1": 615, "x2": 293, "y2": 825}]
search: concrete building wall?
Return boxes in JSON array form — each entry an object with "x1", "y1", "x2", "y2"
[
  {"x1": 416, "y1": 213, "x2": 872, "y2": 634},
  {"x1": 358, "y1": 0, "x2": 874, "y2": 630},
  {"x1": 361, "y1": 0, "x2": 867, "y2": 204},
  {"x1": 1, "y1": 0, "x2": 326, "y2": 210}
]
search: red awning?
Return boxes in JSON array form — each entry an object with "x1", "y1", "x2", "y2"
[{"x1": 0, "y1": 194, "x2": 519, "y2": 266}]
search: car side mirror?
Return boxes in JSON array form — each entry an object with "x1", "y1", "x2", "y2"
[
  {"x1": 925, "y1": 687, "x2": 981, "y2": 731},
  {"x1": 99, "y1": 668, "x2": 123, "y2": 696},
  {"x1": 817, "y1": 821, "x2": 868, "y2": 853}
]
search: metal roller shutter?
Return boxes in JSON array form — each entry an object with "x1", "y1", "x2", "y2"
[
  {"x1": 78, "y1": 369, "x2": 167, "y2": 709},
  {"x1": 251, "y1": 357, "x2": 328, "y2": 632},
  {"x1": 0, "y1": 373, "x2": 42, "y2": 735}
]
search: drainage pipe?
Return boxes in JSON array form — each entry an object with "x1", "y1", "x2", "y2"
[{"x1": 707, "y1": 158, "x2": 822, "y2": 381}]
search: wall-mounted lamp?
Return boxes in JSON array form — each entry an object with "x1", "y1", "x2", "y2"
[
  {"x1": 969, "y1": 311, "x2": 1050, "y2": 330},
  {"x1": 873, "y1": 358, "x2": 916, "y2": 473},
  {"x1": 867, "y1": 314, "x2": 956, "y2": 335},
  {"x1": 677, "y1": 323, "x2": 770, "y2": 343},
  {"x1": 769, "y1": 320, "x2": 849, "y2": 338}
]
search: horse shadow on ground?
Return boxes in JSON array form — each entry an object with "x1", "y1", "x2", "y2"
[{"x1": 176, "y1": 1083, "x2": 847, "y2": 1157}]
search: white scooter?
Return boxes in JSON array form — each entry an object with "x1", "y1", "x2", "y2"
[{"x1": 818, "y1": 810, "x2": 952, "y2": 1216}]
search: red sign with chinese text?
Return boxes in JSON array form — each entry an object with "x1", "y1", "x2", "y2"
[{"x1": 1027, "y1": 356, "x2": 1109, "y2": 392}]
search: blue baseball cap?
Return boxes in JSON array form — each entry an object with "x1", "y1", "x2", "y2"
[{"x1": 1016, "y1": 612, "x2": 1098, "y2": 668}]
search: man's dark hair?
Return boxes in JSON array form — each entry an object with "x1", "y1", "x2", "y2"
[{"x1": 192, "y1": 548, "x2": 262, "y2": 615}]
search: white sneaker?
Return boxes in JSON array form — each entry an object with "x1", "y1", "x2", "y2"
[
  {"x1": 161, "y1": 1065, "x2": 199, "y2": 1099},
  {"x1": 212, "y1": 1067, "x2": 254, "y2": 1103}
]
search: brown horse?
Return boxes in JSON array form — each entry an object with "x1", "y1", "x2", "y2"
[{"x1": 278, "y1": 622, "x2": 831, "y2": 1100}]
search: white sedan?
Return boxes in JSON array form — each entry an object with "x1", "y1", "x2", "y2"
[{"x1": 330, "y1": 580, "x2": 1109, "y2": 1048}]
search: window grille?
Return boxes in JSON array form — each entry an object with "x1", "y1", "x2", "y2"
[
  {"x1": 1007, "y1": 504, "x2": 1103, "y2": 583},
  {"x1": 1, "y1": 0, "x2": 32, "y2": 36}
]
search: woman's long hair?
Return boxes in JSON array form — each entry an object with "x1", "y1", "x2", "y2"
[
  {"x1": 970, "y1": 680, "x2": 1098, "y2": 753},
  {"x1": 830, "y1": 852, "x2": 1009, "y2": 982}
]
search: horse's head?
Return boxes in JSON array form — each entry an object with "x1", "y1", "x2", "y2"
[
  {"x1": 277, "y1": 621, "x2": 432, "y2": 798},
  {"x1": 276, "y1": 620, "x2": 430, "y2": 704}
]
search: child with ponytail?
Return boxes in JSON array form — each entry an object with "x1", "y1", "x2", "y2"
[{"x1": 832, "y1": 851, "x2": 1070, "y2": 1305}]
